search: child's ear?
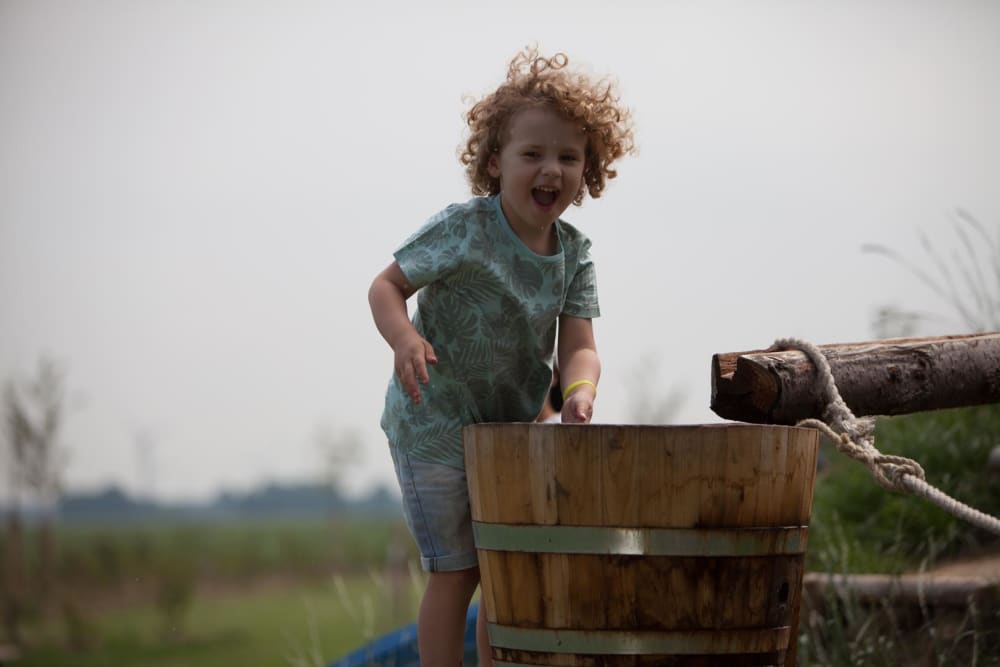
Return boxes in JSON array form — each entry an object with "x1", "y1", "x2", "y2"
[{"x1": 487, "y1": 154, "x2": 501, "y2": 178}]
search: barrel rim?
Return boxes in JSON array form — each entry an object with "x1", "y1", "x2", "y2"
[{"x1": 462, "y1": 422, "x2": 822, "y2": 436}]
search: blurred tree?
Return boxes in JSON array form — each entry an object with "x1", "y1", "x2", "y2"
[
  {"x1": 315, "y1": 425, "x2": 363, "y2": 498},
  {"x1": 2, "y1": 357, "x2": 69, "y2": 644}
]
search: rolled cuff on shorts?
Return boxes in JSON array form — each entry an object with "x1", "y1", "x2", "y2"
[
  {"x1": 390, "y1": 447, "x2": 479, "y2": 573},
  {"x1": 421, "y1": 551, "x2": 478, "y2": 572}
]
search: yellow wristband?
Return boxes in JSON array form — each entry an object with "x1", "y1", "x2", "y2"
[{"x1": 562, "y1": 380, "x2": 597, "y2": 401}]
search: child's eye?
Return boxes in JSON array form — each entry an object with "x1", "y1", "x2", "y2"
[
  {"x1": 523, "y1": 151, "x2": 540, "y2": 158},
  {"x1": 561, "y1": 155, "x2": 581, "y2": 162}
]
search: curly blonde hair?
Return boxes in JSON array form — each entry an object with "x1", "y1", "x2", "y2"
[{"x1": 460, "y1": 47, "x2": 635, "y2": 205}]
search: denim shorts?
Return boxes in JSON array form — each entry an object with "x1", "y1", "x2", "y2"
[{"x1": 390, "y1": 448, "x2": 479, "y2": 572}]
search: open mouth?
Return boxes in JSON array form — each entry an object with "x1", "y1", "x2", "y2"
[{"x1": 532, "y1": 187, "x2": 559, "y2": 207}]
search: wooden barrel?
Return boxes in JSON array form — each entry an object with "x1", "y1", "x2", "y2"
[{"x1": 463, "y1": 423, "x2": 819, "y2": 667}]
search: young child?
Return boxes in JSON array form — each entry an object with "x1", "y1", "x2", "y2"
[{"x1": 368, "y1": 47, "x2": 634, "y2": 666}]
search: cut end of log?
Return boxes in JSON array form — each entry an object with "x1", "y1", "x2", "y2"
[{"x1": 711, "y1": 349, "x2": 785, "y2": 424}]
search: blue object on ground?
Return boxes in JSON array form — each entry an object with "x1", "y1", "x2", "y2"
[{"x1": 327, "y1": 602, "x2": 478, "y2": 667}]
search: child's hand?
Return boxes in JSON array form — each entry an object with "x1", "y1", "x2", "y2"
[
  {"x1": 561, "y1": 386, "x2": 595, "y2": 424},
  {"x1": 393, "y1": 332, "x2": 438, "y2": 404}
]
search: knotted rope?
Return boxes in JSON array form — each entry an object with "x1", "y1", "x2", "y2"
[{"x1": 771, "y1": 337, "x2": 1000, "y2": 535}]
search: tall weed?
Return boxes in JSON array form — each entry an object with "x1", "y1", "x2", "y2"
[{"x1": 863, "y1": 209, "x2": 1000, "y2": 335}]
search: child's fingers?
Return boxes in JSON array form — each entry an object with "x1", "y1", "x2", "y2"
[
  {"x1": 418, "y1": 343, "x2": 437, "y2": 381},
  {"x1": 561, "y1": 396, "x2": 593, "y2": 424},
  {"x1": 405, "y1": 343, "x2": 437, "y2": 403},
  {"x1": 423, "y1": 341, "x2": 438, "y2": 366},
  {"x1": 394, "y1": 337, "x2": 436, "y2": 404},
  {"x1": 412, "y1": 356, "x2": 429, "y2": 387},
  {"x1": 395, "y1": 360, "x2": 421, "y2": 403}
]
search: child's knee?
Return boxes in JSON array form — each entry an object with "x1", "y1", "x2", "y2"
[{"x1": 429, "y1": 566, "x2": 480, "y2": 593}]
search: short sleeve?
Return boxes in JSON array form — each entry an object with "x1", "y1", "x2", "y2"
[
  {"x1": 562, "y1": 237, "x2": 601, "y2": 318},
  {"x1": 393, "y1": 207, "x2": 471, "y2": 289}
]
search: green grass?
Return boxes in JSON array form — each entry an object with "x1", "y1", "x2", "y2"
[
  {"x1": 807, "y1": 404, "x2": 1000, "y2": 574},
  {"x1": 38, "y1": 516, "x2": 418, "y2": 586},
  {"x1": 16, "y1": 571, "x2": 426, "y2": 667},
  {"x1": 800, "y1": 404, "x2": 1000, "y2": 665},
  {"x1": 4, "y1": 516, "x2": 425, "y2": 666}
]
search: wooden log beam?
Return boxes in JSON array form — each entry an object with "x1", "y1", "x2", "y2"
[
  {"x1": 711, "y1": 332, "x2": 1000, "y2": 425},
  {"x1": 802, "y1": 572, "x2": 1000, "y2": 609},
  {"x1": 800, "y1": 572, "x2": 1000, "y2": 658}
]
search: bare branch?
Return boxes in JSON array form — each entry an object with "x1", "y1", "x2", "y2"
[{"x1": 2, "y1": 358, "x2": 68, "y2": 512}]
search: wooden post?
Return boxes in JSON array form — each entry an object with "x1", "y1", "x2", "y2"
[{"x1": 711, "y1": 332, "x2": 1000, "y2": 425}]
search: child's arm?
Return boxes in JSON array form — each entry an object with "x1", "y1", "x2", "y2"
[
  {"x1": 557, "y1": 315, "x2": 601, "y2": 423},
  {"x1": 368, "y1": 261, "x2": 438, "y2": 404}
]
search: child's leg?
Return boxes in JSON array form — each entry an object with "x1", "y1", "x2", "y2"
[
  {"x1": 389, "y1": 449, "x2": 483, "y2": 665},
  {"x1": 417, "y1": 568, "x2": 479, "y2": 666},
  {"x1": 476, "y1": 596, "x2": 493, "y2": 667}
]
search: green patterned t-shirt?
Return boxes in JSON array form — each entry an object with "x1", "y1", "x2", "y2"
[{"x1": 379, "y1": 195, "x2": 600, "y2": 468}]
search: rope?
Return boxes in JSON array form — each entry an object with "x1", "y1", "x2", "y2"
[{"x1": 770, "y1": 337, "x2": 1000, "y2": 535}]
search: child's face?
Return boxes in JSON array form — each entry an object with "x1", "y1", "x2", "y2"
[{"x1": 488, "y1": 107, "x2": 587, "y2": 231}]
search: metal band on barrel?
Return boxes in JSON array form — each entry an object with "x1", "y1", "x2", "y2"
[
  {"x1": 472, "y1": 522, "x2": 807, "y2": 556},
  {"x1": 487, "y1": 624, "x2": 790, "y2": 655}
]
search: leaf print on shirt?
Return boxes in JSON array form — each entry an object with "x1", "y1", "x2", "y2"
[
  {"x1": 444, "y1": 215, "x2": 469, "y2": 240},
  {"x1": 489, "y1": 339, "x2": 530, "y2": 392},
  {"x1": 428, "y1": 243, "x2": 460, "y2": 268},
  {"x1": 534, "y1": 320, "x2": 558, "y2": 359},
  {"x1": 496, "y1": 360, "x2": 532, "y2": 389},
  {"x1": 468, "y1": 221, "x2": 498, "y2": 258},
  {"x1": 540, "y1": 261, "x2": 565, "y2": 301},
  {"x1": 414, "y1": 422, "x2": 460, "y2": 452},
  {"x1": 551, "y1": 280, "x2": 565, "y2": 300},
  {"x1": 466, "y1": 377, "x2": 496, "y2": 410},
  {"x1": 494, "y1": 295, "x2": 530, "y2": 333},
  {"x1": 450, "y1": 266, "x2": 506, "y2": 306},
  {"x1": 451, "y1": 338, "x2": 491, "y2": 369},
  {"x1": 442, "y1": 309, "x2": 479, "y2": 350},
  {"x1": 510, "y1": 255, "x2": 544, "y2": 299},
  {"x1": 419, "y1": 220, "x2": 453, "y2": 248},
  {"x1": 436, "y1": 382, "x2": 472, "y2": 418},
  {"x1": 529, "y1": 302, "x2": 562, "y2": 336},
  {"x1": 405, "y1": 248, "x2": 436, "y2": 280}
]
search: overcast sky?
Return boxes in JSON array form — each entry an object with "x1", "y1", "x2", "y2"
[{"x1": 2, "y1": 1, "x2": 998, "y2": 502}]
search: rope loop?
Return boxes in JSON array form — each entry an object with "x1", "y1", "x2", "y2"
[
  {"x1": 796, "y1": 416, "x2": 918, "y2": 492},
  {"x1": 770, "y1": 337, "x2": 1000, "y2": 535}
]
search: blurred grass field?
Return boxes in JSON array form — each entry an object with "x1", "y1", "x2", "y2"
[
  {"x1": 47, "y1": 515, "x2": 416, "y2": 583},
  {"x1": 5, "y1": 406, "x2": 1000, "y2": 666},
  {"x1": 4, "y1": 516, "x2": 426, "y2": 667},
  {"x1": 16, "y1": 571, "x2": 424, "y2": 667}
]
